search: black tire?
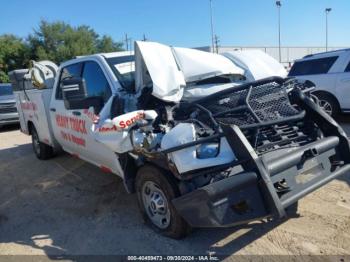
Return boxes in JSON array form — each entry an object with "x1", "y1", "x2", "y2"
[
  {"x1": 135, "y1": 165, "x2": 191, "y2": 239},
  {"x1": 31, "y1": 126, "x2": 54, "y2": 160},
  {"x1": 314, "y1": 93, "x2": 340, "y2": 118}
]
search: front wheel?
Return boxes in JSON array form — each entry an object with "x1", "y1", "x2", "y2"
[{"x1": 135, "y1": 165, "x2": 191, "y2": 239}]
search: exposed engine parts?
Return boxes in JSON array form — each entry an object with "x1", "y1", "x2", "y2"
[{"x1": 123, "y1": 77, "x2": 321, "y2": 183}]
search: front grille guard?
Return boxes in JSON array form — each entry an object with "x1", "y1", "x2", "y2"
[
  {"x1": 187, "y1": 76, "x2": 305, "y2": 130},
  {"x1": 172, "y1": 84, "x2": 350, "y2": 227},
  {"x1": 162, "y1": 77, "x2": 315, "y2": 156}
]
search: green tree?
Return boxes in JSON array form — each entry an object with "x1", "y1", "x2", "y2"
[
  {"x1": 97, "y1": 35, "x2": 124, "y2": 53},
  {"x1": 28, "y1": 20, "x2": 124, "y2": 64},
  {"x1": 0, "y1": 20, "x2": 124, "y2": 83},
  {"x1": 0, "y1": 34, "x2": 29, "y2": 83}
]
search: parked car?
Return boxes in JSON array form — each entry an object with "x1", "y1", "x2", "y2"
[
  {"x1": 288, "y1": 48, "x2": 350, "y2": 117},
  {"x1": 0, "y1": 83, "x2": 19, "y2": 128},
  {"x1": 10, "y1": 41, "x2": 350, "y2": 238}
]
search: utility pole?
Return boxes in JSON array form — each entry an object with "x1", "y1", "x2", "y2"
[
  {"x1": 209, "y1": 0, "x2": 215, "y2": 53},
  {"x1": 214, "y1": 34, "x2": 220, "y2": 54},
  {"x1": 276, "y1": 1, "x2": 282, "y2": 63},
  {"x1": 124, "y1": 33, "x2": 132, "y2": 51},
  {"x1": 142, "y1": 34, "x2": 147, "y2": 41},
  {"x1": 325, "y1": 8, "x2": 332, "y2": 51}
]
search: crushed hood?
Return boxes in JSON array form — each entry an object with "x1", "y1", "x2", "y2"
[
  {"x1": 172, "y1": 47, "x2": 244, "y2": 83},
  {"x1": 223, "y1": 50, "x2": 287, "y2": 81},
  {"x1": 135, "y1": 41, "x2": 244, "y2": 102},
  {"x1": 135, "y1": 41, "x2": 186, "y2": 102}
]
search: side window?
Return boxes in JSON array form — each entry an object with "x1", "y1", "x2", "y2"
[
  {"x1": 56, "y1": 63, "x2": 83, "y2": 99},
  {"x1": 289, "y1": 56, "x2": 338, "y2": 76},
  {"x1": 82, "y1": 61, "x2": 112, "y2": 102},
  {"x1": 345, "y1": 61, "x2": 350, "y2": 72}
]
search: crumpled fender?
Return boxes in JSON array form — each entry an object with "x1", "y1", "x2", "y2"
[{"x1": 91, "y1": 110, "x2": 158, "y2": 153}]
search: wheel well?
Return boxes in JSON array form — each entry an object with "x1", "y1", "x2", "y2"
[
  {"x1": 122, "y1": 155, "x2": 178, "y2": 194},
  {"x1": 119, "y1": 153, "x2": 139, "y2": 193},
  {"x1": 27, "y1": 121, "x2": 34, "y2": 135},
  {"x1": 312, "y1": 90, "x2": 340, "y2": 108}
]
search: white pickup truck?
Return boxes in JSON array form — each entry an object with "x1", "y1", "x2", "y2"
[{"x1": 10, "y1": 41, "x2": 350, "y2": 238}]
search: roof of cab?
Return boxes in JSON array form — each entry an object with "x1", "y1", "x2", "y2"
[{"x1": 60, "y1": 51, "x2": 134, "y2": 67}]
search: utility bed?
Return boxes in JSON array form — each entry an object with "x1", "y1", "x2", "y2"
[{"x1": 15, "y1": 89, "x2": 57, "y2": 148}]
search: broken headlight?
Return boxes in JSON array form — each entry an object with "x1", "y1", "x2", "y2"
[{"x1": 196, "y1": 142, "x2": 219, "y2": 159}]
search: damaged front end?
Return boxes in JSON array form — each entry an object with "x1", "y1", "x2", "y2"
[
  {"x1": 117, "y1": 77, "x2": 350, "y2": 228},
  {"x1": 94, "y1": 41, "x2": 350, "y2": 228}
]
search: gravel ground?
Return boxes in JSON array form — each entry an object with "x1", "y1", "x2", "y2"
[{"x1": 0, "y1": 117, "x2": 349, "y2": 260}]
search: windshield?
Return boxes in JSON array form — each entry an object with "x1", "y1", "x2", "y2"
[
  {"x1": 0, "y1": 85, "x2": 13, "y2": 96},
  {"x1": 106, "y1": 55, "x2": 135, "y2": 92}
]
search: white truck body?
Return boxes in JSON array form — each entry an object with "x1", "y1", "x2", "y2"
[
  {"x1": 11, "y1": 41, "x2": 350, "y2": 238},
  {"x1": 14, "y1": 41, "x2": 246, "y2": 179}
]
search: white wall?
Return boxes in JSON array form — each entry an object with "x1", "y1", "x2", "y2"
[{"x1": 196, "y1": 46, "x2": 349, "y2": 68}]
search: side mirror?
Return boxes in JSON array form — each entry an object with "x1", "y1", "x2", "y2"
[
  {"x1": 62, "y1": 77, "x2": 87, "y2": 101},
  {"x1": 61, "y1": 77, "x2": 104, "y2": 113},
  {"x1": 110, "y1": 95, "x2": 125, "y2": 119}
]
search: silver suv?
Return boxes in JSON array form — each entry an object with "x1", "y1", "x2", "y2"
[{"x1": 0, "y1": 84, "x2": 19, "y2": 127}]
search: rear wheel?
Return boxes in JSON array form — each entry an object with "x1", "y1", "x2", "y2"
[
  {"x1": 136, "y1": 165, "x2": 191, "y2": 239},
  {"x1": 314, "y1": 93, "x2": 340, "y2": 117},
  {"x1": 31, "y1": 126, "x2": 54, "y2": 160}
]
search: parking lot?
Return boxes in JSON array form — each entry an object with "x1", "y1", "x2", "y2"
[{"x1": 0, "y1": 117, "x2": 349, "y2": 259}]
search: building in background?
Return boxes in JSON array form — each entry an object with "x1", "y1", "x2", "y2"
[{"x1": 196, "y1": 46, "x2": 349, "y2": 69}]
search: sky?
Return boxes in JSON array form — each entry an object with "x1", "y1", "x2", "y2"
[{"x1": 0, "y1": 0, "x2": 349, "y2": 48}]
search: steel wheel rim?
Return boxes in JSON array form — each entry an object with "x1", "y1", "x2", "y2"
[
  {"x1": 32, "y1": 131, "x2": 40, "y2": 155},
  {"x1": 318, "y1": 100, "x2": 333, "y2": 115},
  {"x1": 142, "y1": 181, "x2": 171, "y2": 229}
]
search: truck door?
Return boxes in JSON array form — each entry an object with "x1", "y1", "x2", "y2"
[
  {"x1": 74, "y1": 60, "x2": 123, "y2": 175},
  {"x1": 50, "y1": 62, "x2": 83, "y2": 154}
]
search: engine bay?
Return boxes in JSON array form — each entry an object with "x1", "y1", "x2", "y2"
[{"x1": 109, "y1": 77, "x2": 322, "y2": 188}]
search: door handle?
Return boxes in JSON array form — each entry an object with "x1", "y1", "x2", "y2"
[
  {"x1": 50, "y1": 108, "x2": 56, "y2": 112},
  {"x1": 72, "y1": 111, "x2": 81, "y2": 116}
]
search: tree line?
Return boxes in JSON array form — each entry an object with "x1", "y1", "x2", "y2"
[{"x1": 0, "y1": 20, "x2": 124, "y2": 83}]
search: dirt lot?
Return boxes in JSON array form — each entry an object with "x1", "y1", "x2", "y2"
[{"x1": 0, "y1": 117, "x2": 350, "y2": 259}]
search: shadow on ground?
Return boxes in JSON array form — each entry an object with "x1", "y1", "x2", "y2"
[
  {"x1": 0, "y1": 123, "x2": 19, "y2": 133},
  {"x1": 1, "y1": 114, "x2": 350, "y2": 258},
  {"x1": 0, "y1": 142, "x2": 293, "y2": 258}
]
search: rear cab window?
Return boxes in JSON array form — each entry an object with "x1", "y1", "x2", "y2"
[{"x1": 289, "y1": 56, "x2": 338, "y2": 76}]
